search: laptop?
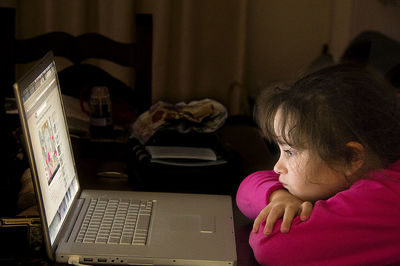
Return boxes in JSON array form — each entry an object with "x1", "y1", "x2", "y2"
[{"x1": 13, "y1": 51, "x2": 237, "y2": 265}]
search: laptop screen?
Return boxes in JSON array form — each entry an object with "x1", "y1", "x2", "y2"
[{"x1": 17, "y1": 56, "x2": 79, "y2": 245}]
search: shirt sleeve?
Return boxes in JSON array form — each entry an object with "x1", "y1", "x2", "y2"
[
  {"x1": 247, "y1": 178, "x2": 400, "y2": 266},
  {"x1": 236, "y1": 171, "x2": 284, "y2": 219}
]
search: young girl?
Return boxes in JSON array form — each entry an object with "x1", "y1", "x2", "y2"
[{"x1": 236, "y1": 64, "x2": 400, "y2": 265}]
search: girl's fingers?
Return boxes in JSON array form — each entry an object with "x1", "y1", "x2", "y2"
[
  {"x1": 280, "y1": 206, "x2": 297, "y2": 233},
  {"x1": 252, "y1": 206, "x2": 270, "y2": 233},
  {"x1": 299, "y1": 201, "x2": 313, "y2": 221},
  {"x1": 264, "y1": 207, "x2": 284, "y2": 234},
  {"x1": 253, "y1": 200, "x2": 313, "y2": 235}
]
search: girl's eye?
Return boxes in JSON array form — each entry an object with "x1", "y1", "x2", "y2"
[{"x1": 284, "y1": 149, "x2": 294, "y2": 157}]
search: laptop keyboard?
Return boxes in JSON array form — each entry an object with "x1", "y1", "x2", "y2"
[{"x1": 75, "y1": 198, "x2": 153, "y2": 245}]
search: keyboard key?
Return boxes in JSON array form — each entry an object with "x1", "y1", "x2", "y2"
[
  {"x1": 137, "y1": 215, "x2": 151, "y2": 231},
  {"x1": 108, "y1": 237, "x2": 120, "y2": 244},
  {"x1": 121, "y1": 236, "x2": 133, "y2": 244},
  {"x1": 96, "y1": 237, "x2": 108, "y2": 244},
  {"x1": 83, "y1": 237, "x2": 95, "y2": 243}
]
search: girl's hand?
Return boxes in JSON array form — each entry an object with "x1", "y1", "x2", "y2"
[{"x1": 252, "y1": 189, "x2": 313, "y2": 234}]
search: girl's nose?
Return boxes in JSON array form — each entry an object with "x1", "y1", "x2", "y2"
[{"x1": 273, "y1": 157, "x2": 287, "y2": 175}]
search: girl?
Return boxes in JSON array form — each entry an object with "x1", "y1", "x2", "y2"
[{"x1": 236, "y1": 64, "x2": 400, "y2": 265}]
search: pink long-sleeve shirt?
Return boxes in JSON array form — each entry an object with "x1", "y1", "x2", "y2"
[{"x1": 236, "y1": 160, "x2": 400, "y2": 265}]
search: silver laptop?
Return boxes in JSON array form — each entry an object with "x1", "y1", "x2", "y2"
[{"x1": 13, "y1": 52, "x2": 237, "y2": 265}]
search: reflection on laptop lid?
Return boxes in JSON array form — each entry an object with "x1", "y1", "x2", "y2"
[{"x1": 14, "y1": 52, "x2": 237, "y2": 265}]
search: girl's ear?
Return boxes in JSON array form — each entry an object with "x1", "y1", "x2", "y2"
[{"x1": 344, "y1": 141, "x2": 366, "y2": 177}]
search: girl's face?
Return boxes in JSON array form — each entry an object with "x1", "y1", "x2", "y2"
[{"x1": 273, "y1": 110, "x2": 349, "y2": 202}]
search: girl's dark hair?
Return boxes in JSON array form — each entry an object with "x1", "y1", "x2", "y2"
[{"x1": 255, "y1": 64, "x2": 400, "y2": 167}]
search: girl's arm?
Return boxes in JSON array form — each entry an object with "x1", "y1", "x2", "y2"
[
  {"x1": 252, "y1": 189, "x2": 313, "y2": 234},
  {"x1": 236, "y1": 171, "x2": 284, "y2": 219},
  {"x1": 236, "y1": 171, "x2": 312, "y2": 234},
  {"x1": 238, "y1": 172, "x2": 400, "y2": 265}
]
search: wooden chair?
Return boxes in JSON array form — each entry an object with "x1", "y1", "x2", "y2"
[
  {"x1": 340, "y1": 30, "x2": 400, "y2": 90},
  {"x1": 0, "y1": 7, "x2": 152, "y2": 120}
]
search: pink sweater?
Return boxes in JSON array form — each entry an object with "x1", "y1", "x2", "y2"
[{"x1": 236, "y1": 161, "x2": 400, "y2": 265}]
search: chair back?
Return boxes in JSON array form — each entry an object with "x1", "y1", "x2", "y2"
[{"x1": 0, "y1": 8, "x2": 152, "y2": 116}]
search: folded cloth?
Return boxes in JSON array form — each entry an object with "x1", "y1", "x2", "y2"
[{"x1": 131, "y1": 99, "x2": 228, "y2": 144}]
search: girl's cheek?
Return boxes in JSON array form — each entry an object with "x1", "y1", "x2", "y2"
[{"x1": 289, "y1": 163, "x2": 303, "y2": 180}]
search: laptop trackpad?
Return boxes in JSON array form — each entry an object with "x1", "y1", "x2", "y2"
[{"x1": 170, "y1": 215, "x2": 215, "y2": 233}]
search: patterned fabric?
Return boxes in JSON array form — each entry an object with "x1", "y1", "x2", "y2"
[{"x1": 131, "y1": 99, "x2": 227, "y2": 144}]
